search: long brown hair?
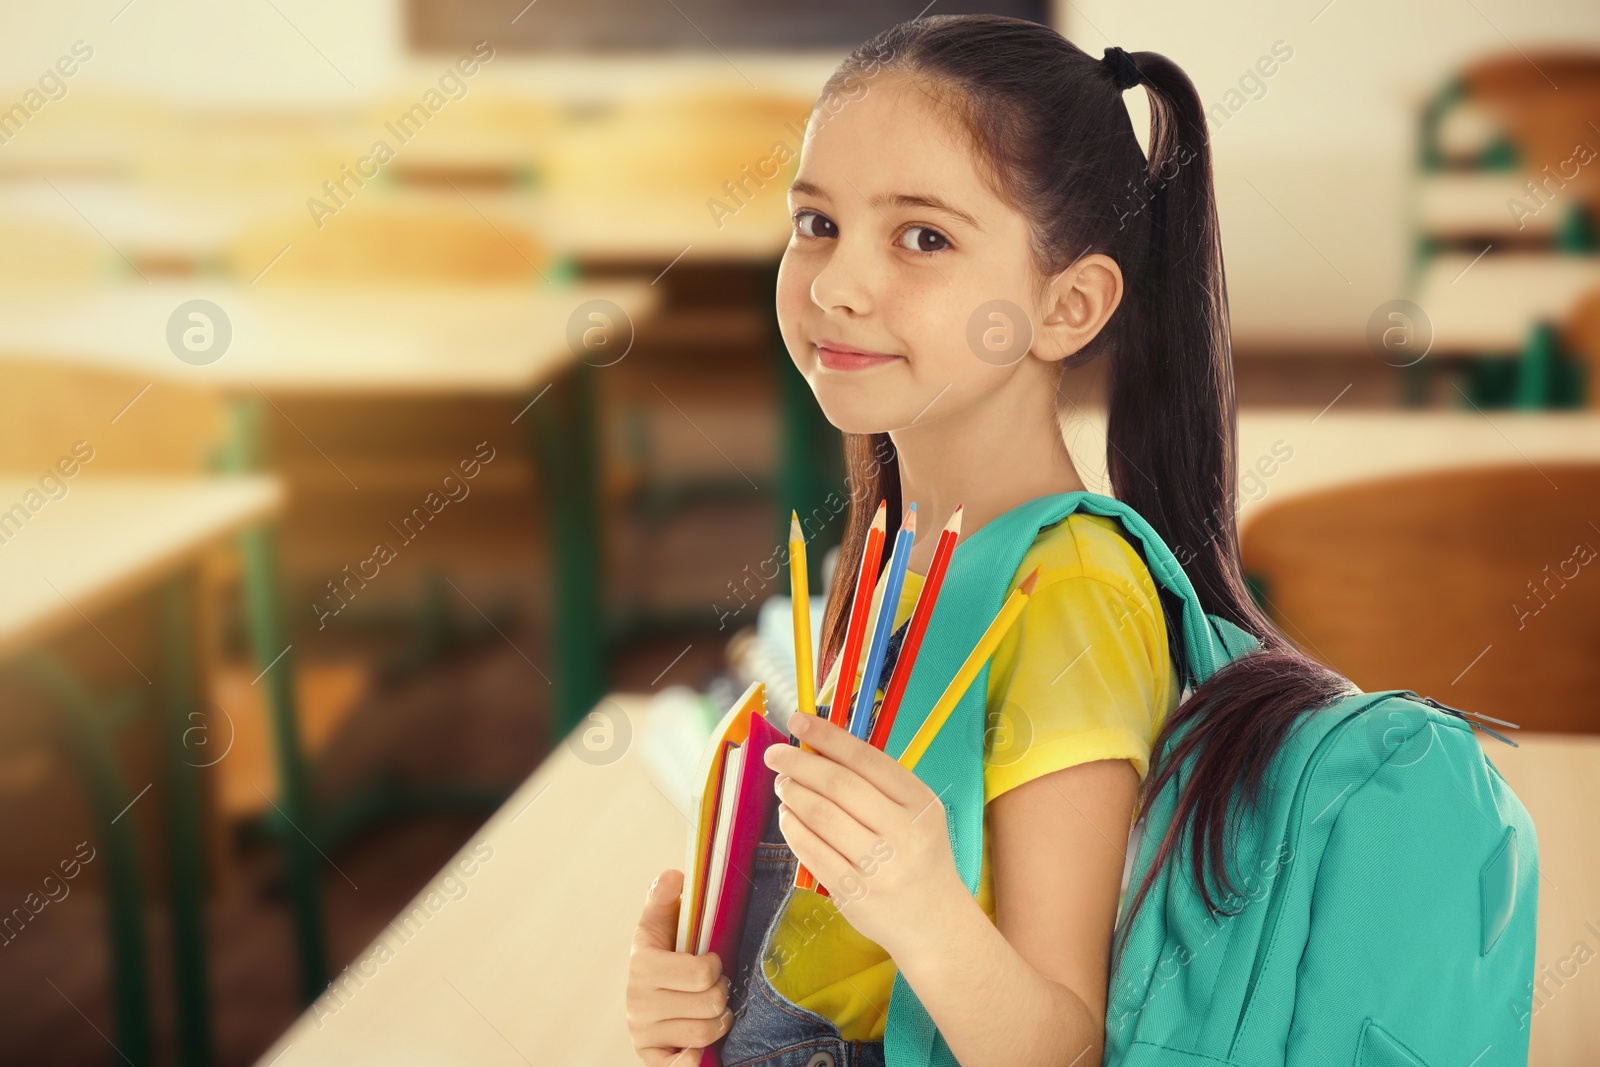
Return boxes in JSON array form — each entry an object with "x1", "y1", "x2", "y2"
[{"x1": 809, "y1": 15, "x2": 1352, "y2": 940}]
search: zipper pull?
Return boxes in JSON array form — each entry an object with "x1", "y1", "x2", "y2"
[{"x1": 1411, "y1": 693, "x2": 1521, "y2": 747}]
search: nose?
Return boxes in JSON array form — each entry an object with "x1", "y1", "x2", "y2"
[{"x1": 807, "y1": 237, "x2": 875, "y2": 317}]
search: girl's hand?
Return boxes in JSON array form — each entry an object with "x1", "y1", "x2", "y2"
[
  {"x1": 765, "y1": 711, "x2": 970, "y2": 956},
  {"x1": 625, "y1": 869, "x2": 732, "y2": 1066}
]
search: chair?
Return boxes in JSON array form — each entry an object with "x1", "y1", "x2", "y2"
[
  {"x1": 1240, "y1": 464, "x2": 1600, "y2": 734},
  {"x1": 226, "y1": 194, "x2": 553, "y2": 285}
]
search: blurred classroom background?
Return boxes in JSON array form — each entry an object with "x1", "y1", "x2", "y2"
[{"x1": 0, "y1": 0, "x2": 1597, "y2": 1065}]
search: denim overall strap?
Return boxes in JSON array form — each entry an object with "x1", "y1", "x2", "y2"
[{"x1": 878, "y1": 491, "x2": 1260, "y2": 1067}]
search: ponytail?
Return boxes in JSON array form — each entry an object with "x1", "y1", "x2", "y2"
[
  {"x1": 813, "y1": 17, "x2": 1353, "y2": 944},
  {"x1": 1095, "y1": 48, "x2": 1354, "y2": 942}
]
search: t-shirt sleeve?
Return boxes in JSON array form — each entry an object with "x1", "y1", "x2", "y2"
[{"x1": 983, "y1": 567, "x2": 1174, "y2": 805}]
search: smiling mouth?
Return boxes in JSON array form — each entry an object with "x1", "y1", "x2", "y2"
[{"x1": 815, "y1": 342, "x2": 902, "y2": 371}]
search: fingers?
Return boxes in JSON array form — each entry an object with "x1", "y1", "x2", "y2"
[
  {"x1": 774, "y1": 776, "x2": 880, "y2": 880},
  {"x1": 636, "y1": 974, "x2": 730, "y2": 1023},
  {"x1": 630, "y1": 944, "x2": 724, "y2": 993},
  {"x1": 628, "y1": 977, "x2": 734, "y2": 1064},
  {"x1": 633, "y1": 869, "x2": 685, "y2": 953},
  {"x1": 777, "y1": 802, "x2": 858, "y2": 899},
  {"x1": 627, "y1": 947, "x2": 734, "y2": 1064},
  {"x1": 766, "y1": 730, "x2": 901, "y2": 836},
  {"x1": 633, "y1": 1004, "x2": 733, "y2": 1065},
  {"x1": 782, "y1": 711, "x2": 929, "y2": 808}
]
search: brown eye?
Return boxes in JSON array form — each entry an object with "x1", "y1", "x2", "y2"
[
  {"x1": 897, "y1": 225, "x2": 950, "y2": 255},
  {"x1": 793, "y1": 210, "x2": 837, "y2": 239}
]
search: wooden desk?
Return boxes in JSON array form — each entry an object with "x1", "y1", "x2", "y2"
[
  {"x1": 1414, "y1": 173, "x2": 1569, "y2": 243},
  {"x1": 0, "y1": 280, "x2": 654, "y2": 393},
  {"x1": 1414, "y1": 251, "x2": 1600, "y2": 354},
  {"x1": 518, "y1": 192, "x2": 790, "y2": 266},
  {"x1": 0, "y1": 475, "x2": 283, "y2": 1067},
  {"x1": 1232, "y1": 410, "x2": 1600, "y2": 532},
  {"x1": 1060, "y1": 409, "x2": 1600, "y2": 526},
  {"x1": 252, "y1": 696, "x2": 1600, "y2": 1067},
  {"x1": 0, "y1": 277, "x2": 663, "y2": 1007},
  {"x1": 0, "y1": 477, "x2": 279, "y2": 656},
  {"x1": 252, "y1": 693, "x2": 679, "y2": 1066},
  {"x1": 0, "y1": 179, "x2": 262, "y2": 274},
  {"x1": 0, "y1": 275, "x2": 661, "y2": 726},
  {"x1": 0, "y1": 180, "x2": 793, "y2": 276}
]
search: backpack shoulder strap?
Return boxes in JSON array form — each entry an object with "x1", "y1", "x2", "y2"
[
  {"x1": 883, "y1": 489, "x2": 1258, "y2": 1067},
  {"x1": 1057, "y1": 493, "x2": 1260, "y2": 686}
]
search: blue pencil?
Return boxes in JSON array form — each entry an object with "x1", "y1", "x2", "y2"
[{"x1": 849, "y1": 502, "x2": 916, "y2": 740}]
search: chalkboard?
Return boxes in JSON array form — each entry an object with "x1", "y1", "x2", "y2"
[{"x1": 408, "y1": 0, "x2": 1051, "y2": 53}]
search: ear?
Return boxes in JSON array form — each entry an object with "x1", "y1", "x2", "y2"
[{"x1": 1032, "y1": 253, "x2": 1124, "y2": 364}]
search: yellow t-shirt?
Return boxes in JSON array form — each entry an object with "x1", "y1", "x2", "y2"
[{"x1": 764, "y1": 512, "x2": 1181, "y2": 1041}]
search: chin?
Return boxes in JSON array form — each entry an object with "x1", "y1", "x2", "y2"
[{"x1": 806, "y1": 377, "x2": 902, "y2": 437}]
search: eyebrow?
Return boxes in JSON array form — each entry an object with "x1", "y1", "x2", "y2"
[{"x1": 789, "y1": 178, "x2": 983, "y2": 232}]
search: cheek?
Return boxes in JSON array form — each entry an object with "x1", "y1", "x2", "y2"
[
  {"x1": 774, "y1": 252, "x2": 813, "y2": 368},
  {"x1": 772, "y1": 252, "x2": 1009, "y2": 434}
]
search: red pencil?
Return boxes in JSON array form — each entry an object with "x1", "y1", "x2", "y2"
[
  {"x1": 869, "y1": 506, "x2": 963, "y2": 751},
  {"x1": 796, "y1": 499, "x2": 885, "y2": 894},
  {"x1": 826, "y1": 500, "x2": 887, "y2": 731}
]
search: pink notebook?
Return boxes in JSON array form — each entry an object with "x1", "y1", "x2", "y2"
[{"x1": 698, "y1": 710, "x2": 784, "y2": 1067}]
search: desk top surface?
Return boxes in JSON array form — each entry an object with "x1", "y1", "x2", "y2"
[
  {"x1": 1232, "y1": 409, "x2": 1600, "y2": 529},
  {"x1": 254, "y1": 691, "x2": 1600, "y2": 1067},
  {"x1": 255, "y1": 692, "x2": 679, "y2": 1066},
  {"x1": 0, "y1": 178, "x2": 790, "y2": 266},
  {"x1": 0, "y1": 475, "x2": 282, "y2": 660},
  {"x1": 0, "y1": 279, "x2": 660, "y2": 394},
  {"x1": 1413, "y1": 251, "x2": 1600, "y2": 352}
]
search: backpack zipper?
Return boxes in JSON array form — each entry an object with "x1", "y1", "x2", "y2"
[{"x1": 1406, "y1": 692, "x2": 1521, "y2": 748}]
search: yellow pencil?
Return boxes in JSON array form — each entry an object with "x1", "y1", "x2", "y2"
[
  {"x1": 788, "y1": 512, "x2": 818, "y2": 754},
  {"x1": 898, "y1": 567, "x2": 1041, "y2": 771}
]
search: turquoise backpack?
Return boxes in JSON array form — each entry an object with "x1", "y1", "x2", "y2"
[{"x1": 878, "y1": 490, "x2": 1538, "y2": 1067}]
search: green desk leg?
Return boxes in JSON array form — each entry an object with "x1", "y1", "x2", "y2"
[
  {"x1": 17, "y1": 655, "x2": 155, "y2": 1067},
  {"x1": 159, "y1": 574, "x2": 215, "y2": 1067},
  {"x1": 236, "y1": 522, "x2": 329, "y2": 1004},
  {"x1": 529, "y1": 365, "x2": 605, "y2": 743},
  {"x1": 1515, "y1": 322, "x2": 1557, "y2": 410},
  {"x1": 219, "y1": 397, "x2": 328, "y2": 1003}
]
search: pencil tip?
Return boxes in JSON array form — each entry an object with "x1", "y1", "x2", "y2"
[
  {"x1": 1019, "y1": 566, "x2": 1041, "y2": 595},
  {"x1": 946, "y1": 507, "x2": 964, "y2": 533},
  {"x1": 790, "y1": 512, "x2": 802, "y2": 539}
]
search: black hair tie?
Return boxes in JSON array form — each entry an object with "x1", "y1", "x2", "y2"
[{"x1": 1102, "y1": 46, "x2": 1143, "y2": 91}]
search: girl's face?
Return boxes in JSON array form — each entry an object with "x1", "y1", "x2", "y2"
[{"x1": 776, "y1": 73, "x2": 1061, "y2": 437}]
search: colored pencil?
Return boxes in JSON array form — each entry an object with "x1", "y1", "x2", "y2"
[
  {"x1": 788, "y1": 512, "x2": 819, "y2": 755},
  {"x1": 849, "y1": 503, "x2": 916, "y2": 740},
  {"x1": 868, "y1": 506, "x2": 962, "y2": 751},
  {"x1": 796, "y1": 499, "x2": 885, "y2": 894},
  {"x1": 897, "y1": 567, "x2": 1040, "y2": 772},
  {"x1": 826, "y1": 500, "x2": 887, "y2": 732}
]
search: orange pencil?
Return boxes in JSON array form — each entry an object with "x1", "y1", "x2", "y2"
[
  {"x1": 868, "y1": 506, "x2": 963, "y2": 751},
  {"x1": 795, "y1": 498, "x2": 886, "y2": 893}
]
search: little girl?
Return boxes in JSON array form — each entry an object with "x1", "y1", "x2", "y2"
[{"x1": 627, "y1": 14, "x2": 1346, "y2": 1067}]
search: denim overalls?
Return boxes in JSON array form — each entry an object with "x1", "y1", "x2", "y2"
[{"x1": 719, "y1": 623, "x2": 910, "y2": 1067}]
